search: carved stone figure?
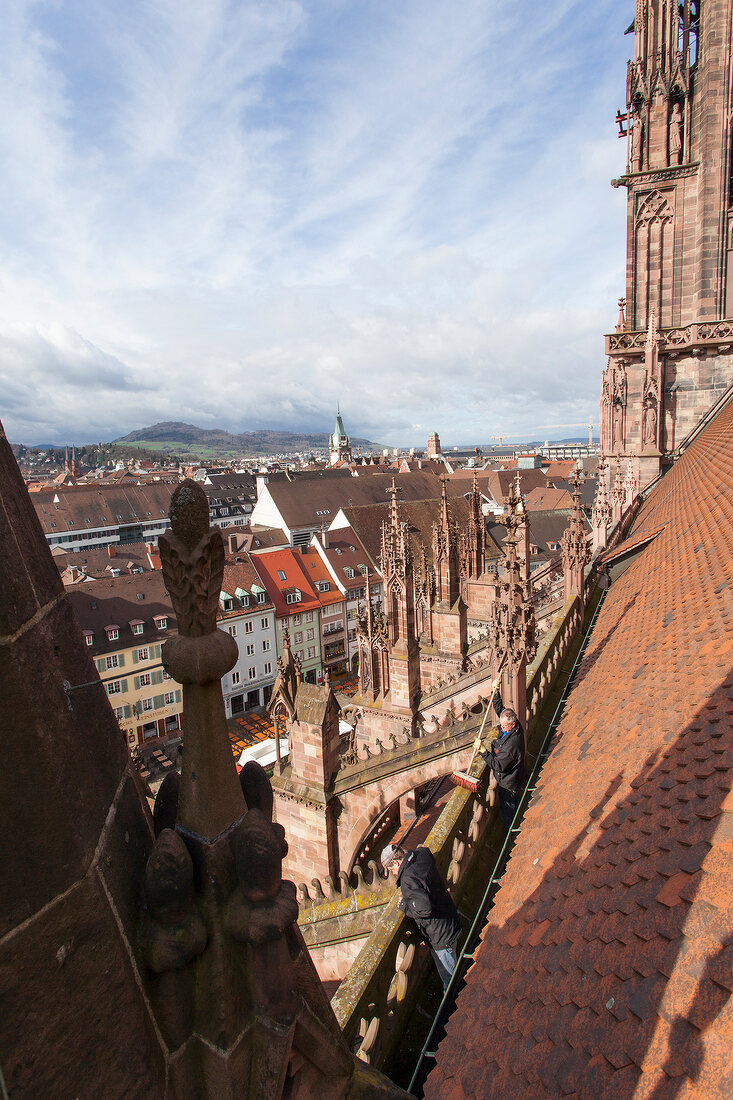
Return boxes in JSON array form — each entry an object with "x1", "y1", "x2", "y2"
[
  {"x1": 643, "y1": 396, "x2": 658, "y2": 448},
  {"x1": 631, "y1": 105, "x2": 644, "y2": 171},
  {"x1": 669, "y1": 101, "x2": 683, "y2": 164}
]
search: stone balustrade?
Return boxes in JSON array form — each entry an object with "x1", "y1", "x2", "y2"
[
  {"x1": 606, "y1": 318, "x2": 733, "y2": 355},
  {"x1": 332, "y1": 578, "x2": 597, "y2": 1070},
  {"x1": 331, "y1": 760, "x2": 492, "y2": 1068}
]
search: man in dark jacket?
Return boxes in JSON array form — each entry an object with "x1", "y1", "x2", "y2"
[
  {"x1": 482, "y1": 679, "x2": 525, "y2": 829},
  {"x1": 382, "y1": 844, "x2": 461, "y2": 991}
]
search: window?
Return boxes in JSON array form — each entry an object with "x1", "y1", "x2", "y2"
[
  {"x1": 293, "y1": 614, "x2": 301, "y2": 625},
  {"x1": 106, "y1": 655, "x2": 119, "y2": 669},
  {"x1": 305, "y1": 611, "x2": 313, "y2": 623},
  {"x1": 142, "y1": 697, "x2": 154, "y2": 712},
  {"x1": 294, "y1": 631, "x2": 302, "y2": 644},
  {"x1": 139, "y1": 672, "x2": 152, "y2": 687},
  {"x1": 154, "y1": 616, "x2": 167, "y2": 630},
  {"x1": 131, "y1": 623, "x2": 144, "y2": 635},
  {"x1": 221, "y1": 597, "x2": 233, "y2": 612},
  {"x1": 257, "y1": 592, "x2": 266, "y2": 604},
  {"x1": 106, "y1": 680, "x2": 122, "y2": 696},
  {"x1": 277, "y1": 569, "x2": 286, "y2": 581},
  {"x1": 114, "y1": 706, "x2": 125, "y2": 721},
  {"x1": 244, "y1": 621, "x2": 253, "y2": 634},
  {"x1": 246, "y1": 643, "x2": 255, "y2": 656},
  {"x1": 248, "y1": 667, "x2": 257, "y2": 680},
  {"x1": 263, "y1": 661, "x2": 272, "y2": 675},
  {"x1": 106, "y1": 627, "x2": 119, "y2": 641},
  {"x1": 228, "y1": 625, "x2": 238, "y2": 636},
  {"x1": 137, "y1": 592, "x2": 144, "y2": 601},
  {"x1": 261, "y1": 617, "x2": 269, "y2": 629},
  {"x1": 317, "y1": 581, "x2": 330, "y2": 592},
  {"x1": 137, "y1": 647, "x2": 149, "y2": 661},
  {"x1": 286, "y1": 591, "x2": 301, "y2": 604},
  {"x1": 307, "y1": 646, "x2": 316, "y2": 659},
  {"x1": 231, "y1": 671, "x2": 241, "y2": 686},
  {"x1": 345, "y1": 567, "x2": 355, "y2": 579},
  {"x1": 161, "y1": 669, "x2": 171, "y2": 681},
  {"x1": 84, "y1": 633, "x2": 94, "y2": 646},
  {"x1": 164, "y1": 691, "x2": 175, "y2": 705},
  {"x1": 262, "y1": 639, "x2": 271, "y2": 652},
  {"x1": 306, "y1": 628, "x2": 314, "y2": 641}
]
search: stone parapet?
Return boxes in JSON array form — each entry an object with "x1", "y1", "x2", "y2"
[
  {"x1": 333, "y1": 579, "x2": 597, "y2": 1071},
  {"x1": 606, "y1": 318, "x2": 733, "y2": 356},
  {"x1": 331, "y1": 765, "x2": 489, "y2": 1069}
]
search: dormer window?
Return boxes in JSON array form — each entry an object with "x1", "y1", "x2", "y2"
[
  {"x1": 106, "y1": 626, "x2": 119, "y2": 641},
  {"x1": 154, "y1": 615, "x2": 167, "y2": 630},
  {"x1": 317, "y1": 581, "x2": 330, "y2": 592},
  {"x1": 130, "y1": 621, "x2": 144, "y2": 635},
  {"x1": 257, "y1": 592, "x2": 266, "y2": 605},
  {"x1": 83, "y1": 631, "x2": 94, "y2": 646},
  {"x1": 345, "y1": 567, "x2": 355, "y2": 579}
]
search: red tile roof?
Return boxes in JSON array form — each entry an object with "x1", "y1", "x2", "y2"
[
  {"x1": 298, "y1": 545, "x2": 348, "y2": 608},
  {"x1": 425, "y1": 397, "x2": 733, "y2": 1099},
  {"x1": 250, "y1": 547, "x2": 321, "y2": 619}
]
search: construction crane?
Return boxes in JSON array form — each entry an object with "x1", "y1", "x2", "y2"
[
  {"x1": 490, "y1": 435, "x2": 504, "y2": 447},
  {"x1": 534, "y1": 418, "x2": 595, "y2": 447}
]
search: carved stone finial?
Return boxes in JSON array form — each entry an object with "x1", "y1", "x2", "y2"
[
  {"x1": 616, "y1": 297, "x2": 626, "y2": 332},
  {"x1": 169, "y1": 479, "x2": 211, "y2": 549}
]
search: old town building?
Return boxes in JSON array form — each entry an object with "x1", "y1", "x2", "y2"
[
  {"x1": 67, "y1": 571, "x2": 181, "y2": 750},
  {"x1": 218, "y1": 556, "x2": 277, "y2": 715},
  {"x1": 253, "y1": 545, "x2": 324, "y2": 684}
]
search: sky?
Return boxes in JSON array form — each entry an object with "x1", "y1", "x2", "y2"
[{"x1": 0, "y1": 0, "x2": 632, "y2": 448}]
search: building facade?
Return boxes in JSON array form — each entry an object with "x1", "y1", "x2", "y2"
[
  {"x1": 68, "y1": 571, "x2": 181, "y2": 750},
  {"x1": 218, "y1": 558, "x2": 277, "y2": 715},
  {"x1": 252, "y1": 547, "x2": 324, "y2": 684}
]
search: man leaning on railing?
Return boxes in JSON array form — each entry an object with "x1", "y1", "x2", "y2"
[{"x1": 381, "y1": 844, "x2": 461, "y2": 992}]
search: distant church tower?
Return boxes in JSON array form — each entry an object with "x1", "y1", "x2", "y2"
[
  {"x1": 427, "y1": 431, "x2": 441, "y2": 458},
  {"x1": 604, "y1": 0, "x2": 733, "y2": 487},
  {"x1": 329, "y1": 404, "x2": 352, "y2": 465}
]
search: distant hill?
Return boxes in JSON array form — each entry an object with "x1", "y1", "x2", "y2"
[{"x1": 114, "y1": 421, "x2": 382, "y2": 458}]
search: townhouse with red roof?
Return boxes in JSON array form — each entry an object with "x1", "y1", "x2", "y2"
[
  {"x1": 309, "y1": 527, "x2": 383, "y2": 673},
  {"x1": 217, "y1": 556, "x2": 277, "y2": 716},
  {"x1": 251, "y1": 546, "x2": 323, "y2": 684}
]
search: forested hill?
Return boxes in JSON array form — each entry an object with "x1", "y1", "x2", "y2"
[{"x1": 114, "y1": 421, "x2": 381, "y2": 456}]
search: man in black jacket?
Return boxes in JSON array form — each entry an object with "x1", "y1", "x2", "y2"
[
  {"x1": 382, "y1": 844, "x2": 461, "y2": 991},
  {"x1": 482, "y1": 679, "x2": 525, "y2": 829}
]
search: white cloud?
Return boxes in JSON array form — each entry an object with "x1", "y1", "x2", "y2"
[{"x1": 0, "y1": 0, "x2": 631, "y2": 446}]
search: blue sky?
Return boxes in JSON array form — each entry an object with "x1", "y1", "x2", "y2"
[{"x1": 0, "y1": 0, "x2": 632, "y2": 447}]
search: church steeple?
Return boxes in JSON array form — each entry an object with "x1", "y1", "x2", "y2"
[{"x1": 329, "y1": 403, "x2": 352, "y2": 466}]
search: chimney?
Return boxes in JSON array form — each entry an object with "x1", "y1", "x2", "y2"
[
  {"x1": 321, "y1": 524, "x2": 329, "y2": 550},
  {"x1": 107, "y1": 544, "x2": 116, "y2": 557}
]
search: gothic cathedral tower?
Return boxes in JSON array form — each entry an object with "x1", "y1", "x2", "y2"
[{"x1": 603, "y1": 1, "x2": 733, "y2": 487}]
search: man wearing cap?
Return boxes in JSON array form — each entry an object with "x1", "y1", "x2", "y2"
[{"x1": 382, "y1": 844, "x2": 461, "y2": 991}]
